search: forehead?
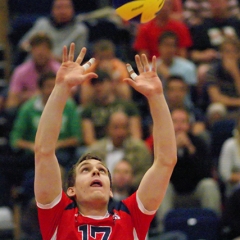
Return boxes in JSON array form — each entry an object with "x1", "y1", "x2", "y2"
[
  {"x1": 172, "y1": 109, "x2": 188, "y2": 119},
  {"x1": 53, "y1": 0, "x2": 72, "y2": 8}
]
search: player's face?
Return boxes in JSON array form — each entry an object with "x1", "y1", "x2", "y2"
[{"x1": 68, "y1": 160, "x2": 113, "y2": 206}]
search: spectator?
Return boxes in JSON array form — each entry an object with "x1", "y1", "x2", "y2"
[
  {"x1": 206, "y1": 102, "x2": 228, "y2": 131},
  {"x1": 219, "y1": 114, "x2": 240, "y2": 197},
  {"x1": 205, "y1": 38, "x2": 240, "y2": 116},
  {"x1": 81, "y1": 69, "x2": 142, "y2": 146},
  {"x1": 80, "y1": 39, "x2": 132, "y2": 105},
  {"x1": 84, "y1": 111, "x2": 151, "y2": 188},
  {"x1": 19, "y1": 0, "x2": 88, "y2": 62},
  {"x1": 145, "y1": 76, "x2": 207, "y2": 154},
  {"x1": 184, "y1": 0, "x2": 240, "y2": 28},
  {"x1": 156, "y1": 31, "x2": 197, "y2": 87},
  {"x1": 157, "y1": 107, "x2": 221, "y2": 230},
  {"x1": 165, "y1": 76, "x2": 207, "y2": 139},
  {"x1": 10, "y1": 72, "x2": 81, "y2": 180},
  {"x1": 112, "y1": 159, "x2": 135, "y2": 202},
  {"x1": 189, "y1": 0, "x2": 240, "y2": 95},
  {"x1": 6, "y1": 33, "x2": 60, "y2": 110},
  {"x1": 170, "y1": 0, "x2": 184, "y2": 22},
  {"x1": 133, "y1": 0, "x2": 192, "y2": 60}
]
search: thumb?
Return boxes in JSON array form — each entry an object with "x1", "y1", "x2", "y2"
[
  {"x1": 83, "y1": 73, "x2": 98, "y2": 82},
  {"x1": 123, "y1": 78, "x2": 137, "y2": 88}
]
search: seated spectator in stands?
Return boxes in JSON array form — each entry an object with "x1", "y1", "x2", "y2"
[
  {"x1": 206, "y1": 103, "x2": 228, "y2": 131},
  {"x1": 80, "y1": 39, "x2": 132, "y2": 105},
  {"x1": 170, "y1": 0, "x2": 184, "y2": 21},
  {"x1": 157, "y1": 107, "x2": 221, "y2": 230},
  {"x1": 219, "y1": 114, "x2": 240, "y2": 197},
  {"x1": 81, "y1": 70, "x2": 142, "y2": 146},
  {"x1": 205, "y1": 38, "x2": 240, "y2": 117},
  {"x1": 133, "y1": 0, "x2": 192, "y2": 60},
  {"x1": 184, "y1": 0, "x2": 240, "y2": 28},
  {"x1": 10, "y1": 72, "x2": 81, "y2": 176},
  {"x1": 165, "y1": 76, "x2": 207, "y2": 139},
  {"x1": 145, "y1": 75, "x2": 207, "y2": 154},
  {"x1": 84, "y1": 111, "x2": 151, "y2": 188},
  {"x1": 112, "y1": 159, "x2": 135, "y2": 202},
  {"x1": 18, "y1": 0, "x2": 88, "y2": 62},
  {"x1": 189, "y1": 0, "x2": 240, "y2": 95},
  {"x1": 156, "y1": 31, "x2": 197, "y2": 87},
  {"x1": 6, "y1": 33, "x2": 60, "y2": 110}
]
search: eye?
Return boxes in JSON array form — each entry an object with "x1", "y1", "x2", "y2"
[
  {"x1": 82, "y1": 167, "x2": 89, "y2": 172},
  {"x1": 99, "y1": 168, "x2": 107, "y2": 174}
]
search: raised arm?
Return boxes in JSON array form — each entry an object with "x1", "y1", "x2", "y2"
[
  {"x1": 124, "y1": 55, "x2": 177, "y2": 211},
  {"x1": 34, "y1": 44, "x2": 97, "y2": 204}
]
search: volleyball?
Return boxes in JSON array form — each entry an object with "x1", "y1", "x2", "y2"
[{"x1": 113, "y1": 0, "x2": 165, "y2": 24}]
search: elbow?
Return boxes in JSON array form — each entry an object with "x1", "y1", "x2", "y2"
[
  {"x1": 34, "y1": 143, "x2": 55, "y2": 160},
  {"x1": 155, "y1": 152, "x2": 177, "y2": 168}
]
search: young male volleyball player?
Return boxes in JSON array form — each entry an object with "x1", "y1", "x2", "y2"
[{"x1": 34, "y1": 43, "x2": 177, "y2": 240}]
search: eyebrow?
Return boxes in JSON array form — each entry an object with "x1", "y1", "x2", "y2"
[{"x1": 78, "y1": 161, "x2": 107, "y2": 170}]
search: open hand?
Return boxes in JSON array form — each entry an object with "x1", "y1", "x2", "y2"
[
  {"x1": 56, "y1": 43, "x2": 98, "y2": 89},
  {"x1": 123, "y1": 54, "x2": 163, "y2": 98}
]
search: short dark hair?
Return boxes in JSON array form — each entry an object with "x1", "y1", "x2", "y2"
[
  {"x1": 66, "y1": 153, "x2": 112, "y2": 189},
  {"x1": 158, "y1": 31, "x2": 179, "y2": 45},
  {"x1": 91, "y1": 69, "x2": 111, "y2": 85},
  {"x1": 38, "y1": 71, "x2": 56, "y2": 89},
  {"x1": 29, "y1": 32, "x2": 53, "y2": 49},
  {"x1": 166, "y1": 75, "x2": 187, "y2": 88}
]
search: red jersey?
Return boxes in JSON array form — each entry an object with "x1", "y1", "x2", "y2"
[
  {"x1": 133, "y1": 19, "x2": 192, "y2": 59},
  {"x1": 37, "y1": 191, "x2": 155, "y2": 240}
]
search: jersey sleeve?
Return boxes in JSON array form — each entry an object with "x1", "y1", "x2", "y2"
[
  {"x1": 122, "y1": 192, "x2": 156, "y2": 239},
  {"x1": 37, "y1": 191, "x2": 72, "y2": 240}
]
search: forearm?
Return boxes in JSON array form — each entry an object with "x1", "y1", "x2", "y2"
[
  {"x1": 35, "y1": 84, "x2": 71, "y2": 155},
  {"x1": 148, "y1": 94, "x2": 177, "y2": 166}
]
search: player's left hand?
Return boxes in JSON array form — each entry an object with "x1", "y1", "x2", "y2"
[{"x1": 123, "y1": 54, "x2": 163, "y2": 98}]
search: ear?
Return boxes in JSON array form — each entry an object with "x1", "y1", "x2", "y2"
[
  {"x1": 67, "y1": 187, "x2": 76, "y2": 197},
  {"x1": 109, "y1": 188, "x2": 113, "y2": 198}
]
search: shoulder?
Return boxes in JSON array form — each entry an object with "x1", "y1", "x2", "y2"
[
  {"x1": 20, "y1": 97, "x2": 36, "y2": 111},
  {"x1": 174, "y1": 57, "x2": 196, "y2": 68},
  {"x1": 13, "y1": 60, "x2": 32, "y2": 74},
  {"x1": 223, "y1": 137, "x2": 236, "y2": 149},
  {"x1": 86, "y1": 138, "x2": 107, "y2": 151}
]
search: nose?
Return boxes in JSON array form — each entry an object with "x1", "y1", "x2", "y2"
[{"x1": 92, "y1": 168, "x2": 100, "y2": 176}]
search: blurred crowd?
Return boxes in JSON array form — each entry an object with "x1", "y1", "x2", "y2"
[{"x1": 1, "y1": 0, "x2": 240, "y2": 239}]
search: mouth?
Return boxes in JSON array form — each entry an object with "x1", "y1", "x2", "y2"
[{"x1": 90, "y1": 180, "x2": 103, "y2": 187}]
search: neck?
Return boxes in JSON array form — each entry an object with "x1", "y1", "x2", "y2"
[
  {"x1": 78, "y1": 201, "x2": 108, "y2": 217},
  {"x1": 35, "y1": 64, "x2": 47, "y2": 73},
  {"x1": 162, "y1": 58, "x2": 173, "y2": 66}
]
